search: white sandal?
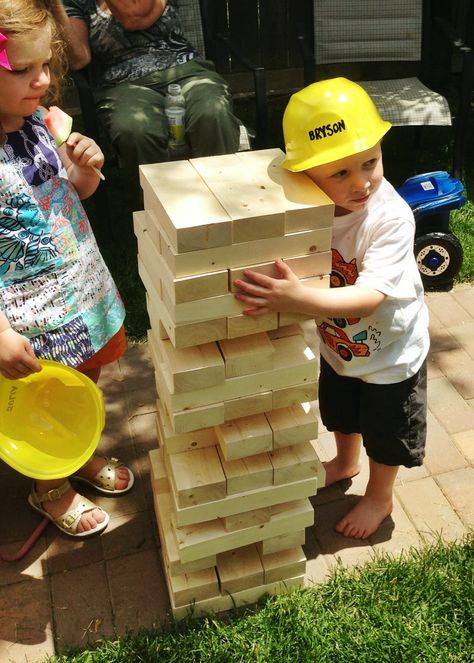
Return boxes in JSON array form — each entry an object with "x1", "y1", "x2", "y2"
[
  {"x1": 72, "y1": 456, "x2": 134, "y2": 495},
  {"x1": 28, "y1": 479, "x2": 109, "y2": 537}
]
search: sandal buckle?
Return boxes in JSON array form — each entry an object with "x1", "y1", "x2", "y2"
[{"x1": 45, "y1": 487, "x2": 62, "y2": 502}]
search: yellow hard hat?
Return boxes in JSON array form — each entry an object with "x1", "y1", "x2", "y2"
[
  {"x1": 0, "y1": 360, "x2": 105, "y2": 480},
  {"x1": 281, "y1": 77, "x2": 391, "y2": 172}
]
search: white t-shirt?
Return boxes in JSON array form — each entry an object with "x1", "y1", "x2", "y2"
[{"x1": 317, "y1": 177, "x2": 430, "y2": 384}]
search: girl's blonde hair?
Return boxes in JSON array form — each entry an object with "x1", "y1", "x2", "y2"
[{"x1": 0, "y1": 0, "x2": 67, "y2": 137}]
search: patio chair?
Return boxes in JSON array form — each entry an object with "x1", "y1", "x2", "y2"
[
  {"x1": 71, "y1": 0, "x2": 268, "y2": 232},
  {"x1": 297, "y1": 0, "x2": 473, "y2": 179}
]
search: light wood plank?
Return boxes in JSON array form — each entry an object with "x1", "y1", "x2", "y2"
[
  {"x1": 149, "y1": 447, "x2": 169, "y2": 494},
  {"x1": 168, "y1": 564, "x2": 220, "y2": 607},
  {"x1": 170, "y1": 575, "x2": 304, "y2": 620},
  {"x1": 230, "y1": 253, "x2": 332, "y2": 292},
  {"x1": 191, "y1": 154, "x2": 286, "y2": 243},
  {"x1": 261, "y1": 546, "x2": 307, "y2": 584},
  {"x1": 171, "y1": 474, "x2": 318, "y2": 528},
  {"x1": 215, "y1": 413, "x2": 273, "y2": 461},
  {"x1": 175, "y1": 498, "x2": 315, "y2": 562},
  {"x1": 218, "y1": 333, "x2": 275, "y2": 378},
  {"x1": 155, "y1": 216, "x2": 332, "y2": 278},
  {"x1": 221, "y1": 507, "x2": 272, "y2": 532},
  {"x1": 166, "y1": 446, "x2": 227, "y2": 508},
  {"x1": 265, "y1": 402, "x2": 318, "y2": 448},
  {"x1": 235, "y1": 149, "x2": 334, "y2": 233},
  {"x1": 216, "y1": 544, "x2": 264, "y2": 594},
  {"x1": 141, "y1": 260, "x2": 228, "y2": 348},
  {"x1": 156, "y1": 401, "x2": 218, "y2": 454},
  {"x1": 153, "y1": 487, "x2": 216, "y2": 576},
  {"x1": 156, "y1": 335, "x2": 225, "y2": 392},
  {"x1": 140, "y1": 161, "x2": 232, "y2": 253},
  {"x1": 272, "y1": 381, "x2": 318, "y2": 410},
  {"x1": 269, "y1": 441, "x2": 323, "y2": 486},
  {"x1": 223, "y1": 391, "x2": 273, "y2": 420},
  {"x1": 257, "y1": 530, "x2": 306, "y2": 556},
  {"x1": 217, "y1": 447, "x2": 273, "y2": 495},
  {"x1": 227, "y1": 311, "x2": 278, "y2": 338}
]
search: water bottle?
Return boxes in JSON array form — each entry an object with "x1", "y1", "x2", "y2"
[{"x1": 164, "y1": 83, "x2": 187, "y2": 159}]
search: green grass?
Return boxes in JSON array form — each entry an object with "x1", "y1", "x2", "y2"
[{"x1": 45, "y1": 536, "x2": 473, "y2": 663}]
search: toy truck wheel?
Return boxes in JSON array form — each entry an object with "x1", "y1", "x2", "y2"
[{"x1": 414, "y1": 232, "x2": 463, "y2": 288}]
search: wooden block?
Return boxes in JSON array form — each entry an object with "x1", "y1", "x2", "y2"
[
  {"x1": 153, "y1": 333, "x2": 316, "y2": 414},
  {"x1": 310, "y1": 439, "x2": 326, "y2": 488},
  {"x1": 229, "y1": 253, "x2": 331, "y2": 292},
  {"x1": 175, "y1": 498, "x2": 314, "y2": 562},
  {"x1": 161, "y1": 284, "x2": 245, "y2": 325},
  {"x1": 267, "y1": 324, "x2": 304, "y2": 339},
  {"x1": 261, "y1": 546, "x2": 307, "y2": 584},
  {"x1": 140, "y1": 226, "x2": 230, "y2": 304},
  {"x1": 218, "y1": 333, "x2": 275, "y2": 378},
  {"x1": 272, "y1": 381, "x2": 318, "y2": 409},
  {"x1": 166, "y1": 446, "x2": 227, "y2": 507},
  {"x1": 221, "y1": 507, "x2": 272, "y2": 532},
  {"x1": 156, "y1": 336, "x2": 225, "y2": 392},
  {"x1": 265, "y1": 402, "x2": 318, "y2": 448},
  {"x1": 215, "y1": 413, "x2": 273, "y2": 461},
  {"x1": 172, "y1": 474, "x2": 318, "y2": 528},
  {"x1": 140, "y1": 161, "x2": 232, "y2": 253},
  {"x1": 149, "y1": 447, "x2": 169, "y2": 494},
  {"x1": 223, "y1": 390, "x2": 273, "y2": 420},
  {"x1": 133, "y1": 209, "x2": 161, "y2": 255},
  {"x1": 235, "y1": 149, "x2": 334, "y2": 234},
  {"x1": 269, "y1": 441, "x2": 322, "y2": 485},
  {"x1": 156, "y1": 216, "x2": 332, "y2": 278},
  {"x1": 153, "y1": 488, "x2": 216, "y2": 576},
  {"x1": 168, "y1": 564, "x2": 220, "y2": 607},
  {"x1": 156, "y1": 402, "x2": 218, "y2": 454},
  {"x1": 256, "y1": 529, "x2": 306, "y2": 556},
  {"x1": 216, "y1": 544, "x2": 264, "y2": 594},
  {"x1": 217, "y1": 447, "x2": 273, "y2": 495},
  {"x1": 227, "y1": 312, "x2": 278, "y2": 338},
  {"x1": 141, "y1": 259, "x2": 228, "y2": 348},
  {"x1": 170, "y1": 575, "x2": 304, "y2": 620},
  {"x1": 278, "y1": 311, "x2": 315, "y2": 325},
  {"x1": 191, "y1": 154, "x2": 286, "y2": 243}
]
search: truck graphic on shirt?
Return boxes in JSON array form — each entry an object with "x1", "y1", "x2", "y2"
[{"x1": 318, "y1": 249, "x2": 372, "y2": 360}]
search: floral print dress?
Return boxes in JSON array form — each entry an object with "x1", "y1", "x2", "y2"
[{"x1": 0, "y1": 110, "x2": 125, "y2": 367}]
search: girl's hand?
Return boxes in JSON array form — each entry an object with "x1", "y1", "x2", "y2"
[
  {"x1": 0, "y1": 329, "x2": 41, "y2": 380},
  {"x1": 65, "y1": 133, "x2": 104, "y2": 173},
  {"x1": 234, "y1": 258, "x2": 305, "y2": 316}
]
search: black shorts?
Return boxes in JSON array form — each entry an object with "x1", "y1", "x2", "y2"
[{"x1": 318, "y1": 356, "x2": 427, "y2": 467}]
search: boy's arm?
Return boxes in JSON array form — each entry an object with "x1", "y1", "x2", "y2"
[{"x1": 234, "y1": 259, "x2": 386, "y2": 317}]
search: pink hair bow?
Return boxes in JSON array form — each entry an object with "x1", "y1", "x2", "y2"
[{"x1": 0, "y1": 32, "x2": 12, "y2": 70}]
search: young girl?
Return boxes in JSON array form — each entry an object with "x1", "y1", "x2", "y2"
[{"x1": 0, "y1": 0, "x2": 133, "y2": 537}]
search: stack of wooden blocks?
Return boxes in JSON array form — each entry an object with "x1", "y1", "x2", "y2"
[{"x1": 135, "y1": 148, "x2": 334, "y2": 618}]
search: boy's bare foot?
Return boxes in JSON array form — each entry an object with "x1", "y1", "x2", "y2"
[
  {"x1": 323, "y1": 457, "x2": 361, "y2": 487},
  {"x1": 335, "y1": 494, "x2": 393, "y2": 539}
]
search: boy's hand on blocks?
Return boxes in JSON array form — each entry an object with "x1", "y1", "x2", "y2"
[
  {"x1": 0, "y1": 328, "x2": 41, "y2": 379},
  {"x1": 65, "y1": 133, "x2": 105, "y2": 176},
  {"x1": 234, "y1": 258, "x2": 305, "y2": 316}
]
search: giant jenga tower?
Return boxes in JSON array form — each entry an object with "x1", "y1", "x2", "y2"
[{"x1": 135, "y1": 149, "x2": 333, "y2": 618}]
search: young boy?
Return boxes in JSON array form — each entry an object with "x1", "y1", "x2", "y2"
[{"x1": 234, "y1": 78, "x2": 429, "y2": 540}]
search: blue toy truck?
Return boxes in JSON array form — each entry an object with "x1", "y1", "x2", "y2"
[{"x1": 397, "y1": 171, "x2": 466, "y2": 290}]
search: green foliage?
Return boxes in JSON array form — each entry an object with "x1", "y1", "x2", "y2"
[{"x1": 46, "y1": 536, "x2": 474, "y2": 663}]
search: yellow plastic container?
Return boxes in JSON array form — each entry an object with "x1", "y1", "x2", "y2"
[{"x1": 0, "y1": 360, "x2": 105, "y2": 479}]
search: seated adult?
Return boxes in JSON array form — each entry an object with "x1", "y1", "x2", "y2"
[{"x1": 58, "y1": 0, "x2": 241, "y2": 170}]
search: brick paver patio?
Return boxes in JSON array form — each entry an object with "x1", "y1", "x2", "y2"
[{"x1": 1, "y1": 284, "x2": 473, "y2": 662}]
